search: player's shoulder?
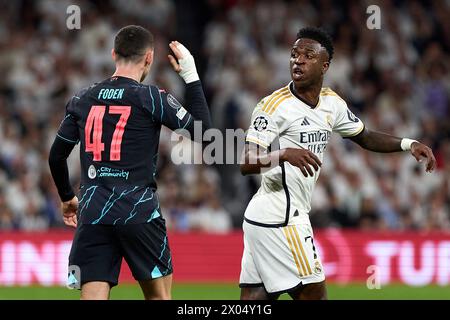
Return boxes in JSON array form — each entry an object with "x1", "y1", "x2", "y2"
[
  {"x1": 118, "y1": 80, "x2": 152, "y2": 100},
  {"x1": 147, "y1": 84, "x2": 168, "y2": 96},
  {"x1": 138, "y1": 83, "x2": 177, "y2": 115},
  {"x1": 257, "y1": 84, "x2": 293, "y2": 116},
  {"x1": 143, "y1": 84, "x2": 170, "y2": 104},
  {"x1": 65, "y1": 83, "x2": 100, "y2": 112},
  {"x1": 320, "y1": 87, "x2": 347, "y2": 106},
  {"x1": 71, "y1": 82, "x2": 100, "y2": 101}
]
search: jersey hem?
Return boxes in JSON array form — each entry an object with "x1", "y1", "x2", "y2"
[
  {"x1": 56, "y1": 133, "x2": 79, "y2": 144},
  {"x1": 244, "y1": 217, "x2": 287, "y2": 228},
  {"x1": 239, "y1": 283, "x2": 264, "y2": 288},
  {"x1": 342, "y1": 123, "x2": 365, "y2": 138},
  {"x1": 244, "y1": 163, "x2": 291, "y2": 228},
  {"x1": 245, "y1": 137, "x2": 269, "y2": 148}
]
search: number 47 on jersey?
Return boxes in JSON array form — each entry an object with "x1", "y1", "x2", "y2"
[{"x1": 85, "y1": 105, "x2": 131, "y2": 161}]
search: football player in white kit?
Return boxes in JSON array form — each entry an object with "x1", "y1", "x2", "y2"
[{"x1": 239, "y1": 27, "x2": 436, "y2": 300}]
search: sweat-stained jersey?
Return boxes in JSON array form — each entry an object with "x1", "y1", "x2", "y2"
[
  {"x1": 244, "y1": 82, "x2": 364, "y2": 227},
  {"x1": 57, "y1": 76, "x2": 195, "y2": 225}
]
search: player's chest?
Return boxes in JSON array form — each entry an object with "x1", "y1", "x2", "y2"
[{"x1": 281, "y1": 107, "x2": 334, "y2": 154}]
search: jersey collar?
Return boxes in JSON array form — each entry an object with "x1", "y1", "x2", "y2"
[{"x1": 288, "y1": 82, "x2": 321, "y2": 110}]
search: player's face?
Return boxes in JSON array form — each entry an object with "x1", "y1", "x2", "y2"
[{"x1": 290, "y1": 38, "x2": 329, "y2": 89}]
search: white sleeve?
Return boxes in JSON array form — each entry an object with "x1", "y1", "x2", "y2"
[
  {"x1": 333, "y1": 99, "x2": 365, "y2": 137},
  {"x1": 245, "y1": 100, "x2": 279, "y2": 149}
]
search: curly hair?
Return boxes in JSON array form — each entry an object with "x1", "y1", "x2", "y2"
[{"x1": 297, "y1": 27, "x2": 334, "y2": 62}]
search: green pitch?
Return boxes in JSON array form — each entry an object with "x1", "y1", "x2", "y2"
[{"x1": 0, "y1": 283, "x2": 449, "y2": 300}]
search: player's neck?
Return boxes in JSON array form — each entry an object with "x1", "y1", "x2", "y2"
[
  {"x1": 112, "y1": 66, "x2": 143, "y2": 83},
  {"x1": 292, "y1": 82, "x2": 322, "y2": 107}
]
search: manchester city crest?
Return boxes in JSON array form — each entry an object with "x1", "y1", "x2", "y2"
[{"x1": 88, "y1": 165, "x2": 96, "y2": 179}]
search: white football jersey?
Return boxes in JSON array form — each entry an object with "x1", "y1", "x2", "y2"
[{"x1": 244, "y1": 82, "x2": 364, "y2": 226}]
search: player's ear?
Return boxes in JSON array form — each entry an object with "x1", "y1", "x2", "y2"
[
  {"x1": 111, "y1": 49, "x2": 116, "y2": 61},
  {"x1": 145, "y1": 49, "x2": 154, "y2": 67},
  {"x1": 322, "y1": 61, "x2": 330, "y2": 75}
]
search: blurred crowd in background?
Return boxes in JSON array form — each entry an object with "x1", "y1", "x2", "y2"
[{"x1": 0, "y1": 0, "x2": 448, "y2": 232}]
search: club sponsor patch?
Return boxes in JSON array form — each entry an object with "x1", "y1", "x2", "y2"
[{"x1": 176, "y1": 107, "x2": 188, "y2": 120}]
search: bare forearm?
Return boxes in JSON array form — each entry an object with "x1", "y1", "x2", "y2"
[
  {"x1": 349, "y1": 128, "x2": 402, "y2": 153},
  {"x1": 240, "y1": 147, "x2": 284, "y2": 175},
  {"x1": 240, "y1": 144, "x2": 322, "y2": 177}
]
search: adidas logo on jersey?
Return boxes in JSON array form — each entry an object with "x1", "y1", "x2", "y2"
[{"x1": 301, "y1": 117, "x2": 310, "y2": 126}]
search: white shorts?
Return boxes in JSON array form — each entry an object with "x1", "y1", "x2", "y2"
[{"x1": 239, "y1": 221, "x2": 325, "y2": 294}]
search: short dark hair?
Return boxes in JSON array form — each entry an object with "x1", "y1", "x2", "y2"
[
  {"x1": 296, "y1": 27, "x2": 334, "y2": 62},
  {"x1": 114, "y1": 25, "x2": 154, "y2": 62}
]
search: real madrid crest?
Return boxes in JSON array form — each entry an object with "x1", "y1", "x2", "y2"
[{"x1": 314, "y1": 260, "x2": 322, "y2": 273}]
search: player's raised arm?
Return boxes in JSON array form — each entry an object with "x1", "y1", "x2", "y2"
[
  {"x1": 349, "y1": 128, "x2": 437, "y2": 172},
  {"x1": 167, "y1": 41, "x2": 212, "y2": 132}
]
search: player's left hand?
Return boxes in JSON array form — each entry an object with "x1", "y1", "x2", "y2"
[
  {"x1": 61, "y1": 196, "x2": 78, "y2": 228},
  {"x1": 410, "y1": 142, "x2": 437, "y2": 173}
]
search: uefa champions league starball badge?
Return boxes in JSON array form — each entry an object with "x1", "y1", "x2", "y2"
[{"x1": 253, "y1": 116, "x2": 268, "y2": 132}]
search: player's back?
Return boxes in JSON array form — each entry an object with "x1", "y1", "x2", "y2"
[{"x1": 63, "y1": 76, "x2": 164, "y2": 225}]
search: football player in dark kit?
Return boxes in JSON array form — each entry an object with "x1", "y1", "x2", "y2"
[{"x1": 48, "y1": 25, "x2": 211, "y2": 300}]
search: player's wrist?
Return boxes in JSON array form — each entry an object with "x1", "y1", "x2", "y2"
[
  {"x1": 172, "y1": 42, "x2": 200, "y2": 83},
  {"x1": 401, "y1": 138, "x2": 418, "y2": 151},
  {"x1": 279, "y1": 148, "x2": 289, "y2": 163},
  {"x1": 61, "y1": 192, "x2": 76, "y2": 203},
  {"x1": 180, "y1": 71, "x2": 199, "y2": 84},
  {"x1": 178, "y1": 56, "x2": 199, "y2": 83}
]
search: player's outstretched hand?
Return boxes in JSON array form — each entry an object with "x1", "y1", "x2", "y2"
[
  {"x1": 411, "y1": 142, "x2": 436, "y2": 173},
  {"x1": 168, "y1": 41, "x2": 199, "y2": 83},
  {"x1": 62, "y1": 196, "x2": 78, "y2": 228},
  {"x1": 281, "y1": 148, "x2": 322, "y2": 177}
]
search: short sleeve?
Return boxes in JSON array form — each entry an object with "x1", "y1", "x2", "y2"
[
  {"x1": 245, "y1": 100, "x2": 279, "y2": 149},
  {"x1": 56, "y1": 96, "x2": 80, "y2": 144},
  {"x1": 333, "y1": 100, "x2": 365, "y2": 138}
]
